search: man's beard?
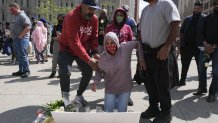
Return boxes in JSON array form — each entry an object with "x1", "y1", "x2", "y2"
[{"x1": 85, "y1": 13, "x2": 94, "y2": 21}]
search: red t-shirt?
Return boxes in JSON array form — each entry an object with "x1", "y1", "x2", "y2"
[{"x1": 59, "y1": 5, "x2": 98, "y2": 63}]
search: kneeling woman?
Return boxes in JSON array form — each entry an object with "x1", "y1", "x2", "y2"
[{"x1": 91, "y1": 32, "x2": 145, "y2": 112}]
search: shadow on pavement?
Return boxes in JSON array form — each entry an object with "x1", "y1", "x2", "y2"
[
  {"x1": 4, "y1": 76, "x2": 50, "y2": 83},
  {"x1": 172, "y1": 94, "x2": 218, "y2": 121},
  {"x1": 0, "y1": 106, "x2": 42, "y2": 123}
]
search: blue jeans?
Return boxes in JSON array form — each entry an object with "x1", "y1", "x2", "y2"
[
  {"x1": 209, "y1": 48, "x2": 218, "y2": 94},
  {"x1": 198, "y1": 50, "x2": 208, "y2": 89},
  {"x1": 13, "y1": 38, "x2": 30, "y2": 72},
  {"x1": 104, "y1": 91, "x2": 131, "y2": 112}
]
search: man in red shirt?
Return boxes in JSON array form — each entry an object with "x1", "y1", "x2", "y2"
[{"x1": 59, "y1": 0, "x2": 100, "y2": 108}]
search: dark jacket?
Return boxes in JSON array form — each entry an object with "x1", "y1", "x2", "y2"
[
  {"x1": 180, "y1": 14, "x2": 206, "y2": 47},
  {"x1": 204, "y1": 12, "x2": 218, "y2": 45}
]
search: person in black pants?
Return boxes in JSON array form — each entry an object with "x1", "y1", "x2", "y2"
[{"x1": 178, "y1": 2, "x2": 205, "y2": 86}]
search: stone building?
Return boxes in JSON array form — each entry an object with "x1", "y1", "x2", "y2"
[
  {"x1": 203, "y1": 0, "x2": 214, "y2": 14},
  {"x1": 0, "y1": 0, "x2": 80, "y2": 23},
  {"x1": 0, "y1": 0, "x2": 139, "y2": 24}
]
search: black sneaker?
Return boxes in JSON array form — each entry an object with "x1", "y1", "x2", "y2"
[
  {"x1": 49, "y1": 71, "x2": 56, "y2": 78},
  {"x1": 12, "y1": 71, "x2": 23, "y2": 76},
  {"x1": 206, "y1": 94, "x2": 216, "y2": 102},
  {"x1": 141, "y1": 106, "x2": 160, "y2": 119},
  {"x1": 153, "y1": 113, "x2": 172, "y2": 123},
  {"x1": 193, "y1": 88, "x2": 207, "y2": 95},
  {"x1": 21, "y1": 71, "x2": 30, "y2": 78},
  {"x1": 128, "y1": 98, "x2": 134, "y2": 106}
]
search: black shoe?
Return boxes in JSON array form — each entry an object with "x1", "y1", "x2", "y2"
[
  {"x1": 21, "y1": 71, "x2": 30, "y2": 78},
  {"x1": 153, "y1": 113, "x2": 172, "y2": 123},
  {"x1": 193, "y1": 88, "x2": 207, "y2": 95},
  {"x1": 177, "y1": 80, "x2": 186, "y2": 86},
  {"x1": 12, "y1": 71, "x2": 23, "y2": 76},
  {"x1": 206, "y1": 94, "x2": 216, "y2": 102},
  {"x1": 128, "y1": 98, "x2": 133, "y2": 106},
  {"x1": 141, "y1": 106, "x2": 160, "y2": 119},
  {"x1": 49, "y1": 71, "x2": 56, "y2": 78}
]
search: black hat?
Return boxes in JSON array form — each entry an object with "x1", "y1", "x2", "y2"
[
  {"x1": 82, "y1": 0, "x2": 101, "y2": 9},
  {"x1": 194, "y1": 2, "x2": 203, "y2": 7}
]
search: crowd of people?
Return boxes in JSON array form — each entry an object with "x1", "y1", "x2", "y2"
[{"x1": 0, "y1": 0, "x2": 218, "y2": 123}]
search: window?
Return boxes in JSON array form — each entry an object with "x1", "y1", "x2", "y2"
[
  {"x1": 66, "y1": 3, "x2": 68, "y2": 7},
  {"x1": 26, "y1": 0, "x2": 29, "y2": 7},
  {"x1": 2, "y1": 10, "x2": 5, "y2": 22},
  {"x1": 61, "y1": 3, "x2": 63, "y2": 7},
  {"x1": 49, "y1": 15, "x2": 52, "y2": 21},
  {"x1": 21, "y1": 0, "x2": 23, "y2": 6},
  {"x1": 2, "y1": 0, "x2": 4, "y2": 5},
  {"x1": 71, "y1": 3, "x2": 73, "y2": 7},
  {"x1": 38, "y1": 0, "x2": 41, "y2": 7},
  {"x1": 102, "y1": 5, "x2": 104, "y2": 9}
]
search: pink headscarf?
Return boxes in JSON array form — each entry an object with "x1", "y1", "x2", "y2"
[{"x1": 31, "y1": 21, "x2": 47, "y2": 52}]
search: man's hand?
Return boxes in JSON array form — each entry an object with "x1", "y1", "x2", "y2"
[
  {"x1": 91, "y1": 83, "x2": 97, "y2": 92},
  {"x1": 157, "y1": 45, "x2": 171, "y2": 60},
  {"x1": 93, "y1": 53, "x2": 100, "y2": 60},
  {"x1": 204, "y1": 41, "x2": 214, "y2": 54},
  {"x1": 88, "y1": 58, "x2": 98, "y2": 70},
  {"x1": 139, "y1": 60, "x2": 146, "y2": 71}
]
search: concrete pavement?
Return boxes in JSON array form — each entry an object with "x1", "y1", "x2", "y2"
[{"x1": 0, "y1": 52, "x2": 217, "y2": 123}]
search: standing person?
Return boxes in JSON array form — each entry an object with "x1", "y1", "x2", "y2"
[
  {"x1": 49, "y1": 14, "x2": 64, "y2": 78},
  {"x1": 0, "y1": 22, "x2": 4, "y2": 52},
  {"x1": 105, "y1": 8, "x2": 133, "y2": 44},
  {"x1": 98, "y1": 9, "x2": 109, "y2": 54},
  {"x1": 91, "y1": 32, "x2": 145, "y2": 112},
  {"x1": 105, "y1": 7, "x2": 134, "y2": 106},
  {"x1": 9, "y1": 3, "x2": 31, "y2": 78},
  {"x1": 58, "y1": 0, "x2": 100, "y2": 107},
  {"x1": 5, "y1": 22, "x2": 15, "y2": 64},
  {"x1": 30, "y1": 16, "x2": 38, "y2": 60},
  {"x1": 178, "y1": 2, "x2": 205, "y2": 86},
  {"x1": 139, "y1": 0, "x2": 180, "y2": 122},
  {"x1": 203, "y1": 0, "x2": 218, "y2": 102},
  {"x1": 31, "y1": 21, "x2": 47, "y2": 64},
  {"x1": 122, "y1": 5, "x2": 137, "y2": 37},
  {"x1": 39, "y1": 18, "x2": 51, "y2": 62}
]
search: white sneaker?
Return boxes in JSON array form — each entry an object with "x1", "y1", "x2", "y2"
[
  {"x1": 73, "y1": 95, "x2": 88, "y2": 107},
  {"x1": 62, "y1": 92, "x2": 70, "y2": 106}
]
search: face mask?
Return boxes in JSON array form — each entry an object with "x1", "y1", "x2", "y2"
[
  {"x1": 106, "y1": 44, "x2": 117, "y2": 55},
  {"x1": 10, "y1": 8, "x2": 17, "y2": 15},
  {"x1": 116, "y1": 16, "x2": 124, "y2": 23},
  {"x1": 58, "y1": 19, "x2": 63, "y2": 24},
  {"x1": 85, "y1": 13, "x2": 94, "y2": 21}
]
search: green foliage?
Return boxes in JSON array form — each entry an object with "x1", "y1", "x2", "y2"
[
  {"x1": 35, "y1": 0, "x2": 72, "y2": 24},
  {"x1": 43, "y1": 100, "x2": 65, "y2": 117}
]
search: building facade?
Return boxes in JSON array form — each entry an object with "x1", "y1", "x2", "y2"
[
  {"x1": 0, "y1": 0, "x2": 138, "y2": 24},
  {"x1": 99, "y1": 0, "x2": 138, "y2": 22},
  {"x1": 203, "y1": 0, "x2": 214, "y2": 14},
  {"x1": 0, "y1": 0, "x2": 78, "y2": 23}
]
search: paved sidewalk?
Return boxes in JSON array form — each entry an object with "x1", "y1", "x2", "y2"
[{"x1": 0, "y1": 52, "x2": 217, "y2": 123}]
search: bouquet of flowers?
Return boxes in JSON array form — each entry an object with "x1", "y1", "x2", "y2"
[{"x1": 33, "y1": 100, "x2": 77, "y2": 123}]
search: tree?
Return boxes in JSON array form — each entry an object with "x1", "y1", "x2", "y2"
[{"x1": 35, "y1": 0, "x2": 72, "y2": 24}]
